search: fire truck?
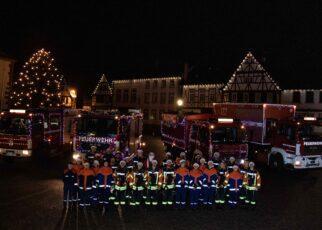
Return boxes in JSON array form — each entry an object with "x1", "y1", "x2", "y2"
[
  {"x1": 161, "y1": 112, "x2": 248, "y2": 161},
  {"x1": 0, "y1": 109, "x2": 66, "y2": 158},
  {"x1": 72, "y1": 110, "x2": 143, "y2": 160},
  {"x1": 213, "y1": 103, "x2": 322, "y2": 169}
]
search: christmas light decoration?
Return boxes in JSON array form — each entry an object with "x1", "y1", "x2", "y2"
[{"x1": 10, "y1": 48, "x2": 64, "y2": 108}]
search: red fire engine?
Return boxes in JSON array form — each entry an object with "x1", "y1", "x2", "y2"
[
  {"x1": 0, "y1": 109, "x2": 66, "y2": 158},
  {"x1": 161, "y1": 112, "x2": 248, "y2": 160},
  {"x1": 213, "y1": 103, "x2": 322, "y2": 169},
  {"x1": 72, "y1": 110, "x2": 143, "y2": 159}
]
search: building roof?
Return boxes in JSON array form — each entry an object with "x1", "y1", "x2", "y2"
[
  {"x1": 92, "y1": 74, "x2": 113, "y2": 96},
  {"x1": 184, "y1": 63, "x2": 226, "y2": 85},
  {"x1": 112, "y1": 74, "x2": 182, "y2": 83},
  {"x1": 223, "y1": 52, "x2": 281, "y2": 91}
]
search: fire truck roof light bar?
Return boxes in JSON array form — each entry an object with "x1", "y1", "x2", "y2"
[
  {"x1": 218, "y1": 118, "x2": 234, "y2": 123},
  {"x1": 304, "y1": 117, "x2": 316, "y2": 121},
  {"x1": 9, "y1": 109, "x2": 26, "y2": 114}
]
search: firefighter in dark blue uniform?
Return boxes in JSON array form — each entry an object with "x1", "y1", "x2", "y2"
[
  {"x1": 239, "y1": 159, "x2": 249, "y2": 202},
  {"x1": 216, "y1": 162, "x2": 228, "y2": 205},
  {"x1": 244, "y1": 162, "x2": 261, "y2": 206},
  {"x1": 78, "y1": 162, "x2": 95, "y2": 208},
  {"x1": 161, "y1": 159, "x2": 175, "y2": 206},
  {"x1": 63, "y1": 163, "x2": 77, "y2": 208}
]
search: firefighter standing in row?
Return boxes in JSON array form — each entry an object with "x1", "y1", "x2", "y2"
[
  {"x1": 72, "y1": 159, "x2": 83, "y2": 203},
  {"x1": 131, "y1": 162, "x2": 146, "y2": 206},
  {"x1": 225, "y1": 165, "x2": 243, "y2": 208},
  {"x1": 63, "y1": 163, "x2": 77, "y2": 208},
  {"x1": 216, "y1": 162, "x2": 228, "y2": 205},
  {"x1": 175, "y1": 160, "x2": 189, "y2": 208},
  {"x1": 239, "y1": 159, "x2": 249, "y2": 202},
  {"x1": 145, "y1": 160, "x2": 162, "y2": 206},
  {"x1": 227, "y1": 157, "x2": 236, "y2": 172},
  {"x1": 161, "y1": 159, "x2": 175, "y2": 206},
  {"x1": 113, "y1": 160, "x2": 128, "y2": 205},
  {"x1": 96, "y1": 161, "x2": 114, "y2": 208},
  {"x1": 78, "y1": 162, "x2": 95, "y2": 208},
  {"x1": 202, "y1": 161, "x2": 219, "y2": 207},
  {"x1": 91, "y1": 160, "x2": 100, "y2": 205},
  {"x1": 189, "y1": 163, "x2": 204, "y2": 207},
  {"x1": 244, "y1": 162, "x2": 261, "y2": 206},
  {"x1": 212, "y1": 152, "x2": 221, "y2": 169}
]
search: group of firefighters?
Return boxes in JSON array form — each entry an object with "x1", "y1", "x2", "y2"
[{"x1": 63, "y1": 148, "x2": 261, "y2": 210}]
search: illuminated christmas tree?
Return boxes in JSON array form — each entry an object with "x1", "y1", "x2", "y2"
[{"x1": 10, "y1": 48, "x2": 64, "y2": 108}]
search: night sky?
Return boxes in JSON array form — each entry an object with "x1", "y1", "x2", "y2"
[{"x1": 1, "y1": 1, "x2": 321, "y2": 100}]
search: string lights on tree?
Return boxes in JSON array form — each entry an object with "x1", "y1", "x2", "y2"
[{"x1": 10, "y1": 48, "x2": 64, "y2": 108}]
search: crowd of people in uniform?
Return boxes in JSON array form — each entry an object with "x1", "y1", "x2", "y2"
[{"x1": 63, "y1": 146, "x2": 261, "y2": 211}]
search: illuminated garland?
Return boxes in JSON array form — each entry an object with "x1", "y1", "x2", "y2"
[
  {"x1": 10, "y1": 48, "x2": 64, "y2": 108},
  {"x1": 223, "y1": 52, "x2": 280, "y2": 91}
]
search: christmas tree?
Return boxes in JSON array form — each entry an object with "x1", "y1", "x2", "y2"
[{"x1": 10, "y1": 48, "x2": 64, "y2": 108}]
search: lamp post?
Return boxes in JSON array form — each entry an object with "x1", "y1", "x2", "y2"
[{"x1": 177, "y1": 98, "x2": 184, "y2": 118}]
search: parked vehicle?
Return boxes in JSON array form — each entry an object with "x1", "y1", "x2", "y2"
[
  {"x1": 161, "y1": 112, "x2": 248, "y2": 161},
  {"x1": 0, "y1": 108, "x2": 68, "y2": 158},
  {"x1": 213, "y1": 103, "x2": 322, "y2": 169},
  {"x1": 72, "y1": 110, "x2": 143, "y2": 159}
]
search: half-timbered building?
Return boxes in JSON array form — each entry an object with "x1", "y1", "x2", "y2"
[{"x1": 222, "y1": 52, "x2": 281, "y2": 103}]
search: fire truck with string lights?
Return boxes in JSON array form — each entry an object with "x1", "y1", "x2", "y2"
[
  {"x1": 0, "y1": 108, "x2": 75, "y2": 159},
  {"x1": 72, "y1": 110, "x2": 144, "y2": 160},
  {"x1": 213, "y1": 103, "x2": 322, "y2": 169},
  {"x1": 161, "y1": 112, "x2": 248, "y2": 161}
]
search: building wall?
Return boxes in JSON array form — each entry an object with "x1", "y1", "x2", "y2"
[
  {"x1": 0, "y1": 58, "x2": 14, "y2": 110},
  {"x1": 113, "y1": 76, "x2": 182, "y2": 124},
  {"x1": 183, "y1": 84, "x2": 223, "y2": 108},
  {"x1": 282, "y1": 89, "x2": 322, "y2": 118}
]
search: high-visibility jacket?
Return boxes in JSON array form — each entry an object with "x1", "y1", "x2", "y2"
[
  {"x1": 63, "y1": 169, "x2": 76, "y2": 187},
  {"x1": 145, "y1": 167, "x2": 162, "y2": 190},
  {"x1": 96, "y1": 167, "x2": 114, "y2": 189},
  {"x1": 218, "y1": 168, "x2": 228, "y2": 188},
  {"x1": 188, "y1": 169, "x2": 204, "y2": 190},
  {"x1": 133, "y1": 156, "x2": 146, "y2": 166},
  {"x1": 240, "y1": 166, "x2": 249, "y2": 176},
  {"x1": 227, "y1": 162, "x2": 235, "y2": 173},
  {"x1": 203, "y1": 167, "x2": 219, "y2": 188},
  {"x1": 78, "y1": 168, "x2": 95, "y2": 191},
  {"x1": 243, "y1": 169, "x2": 261, "y2": 190},
  {"x1": 113, "y1": 167, "x2": 128, "y2": 190},
  {"x1": 92, "y1": 166, "x2": 100, "y2": 176},
  {"x1": 174, "y1": 167, "x2": 190, "y2": 188},
  {"x1": 130, "y1": 168, "x2": 146, "y2": 190},
  {"x1": 162, "y1": 167, "x2": 175, "y2": 189},
  {"x1": 225, "y1": 171, "x2": 243, "y2": 192},
  {"x1": 72, "y1": 164, "x2": 83, "y2": 175},
  {"x1": 212, "y1": 159, "x2": 220, "y2": 169}
]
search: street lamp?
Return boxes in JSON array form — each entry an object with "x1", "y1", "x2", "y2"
[{"x1": 177, "y1": 99, "x2": 184, "y2": 107}]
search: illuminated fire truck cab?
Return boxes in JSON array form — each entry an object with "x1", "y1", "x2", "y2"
[
  {"x1": 161, "y1": 112, "x2": 248, "y2": 161},
  {"x1": 0, "y1": 109, "x2": 64, "y2": 158},
  {"x1": 73, "y1": 110, "x2": 143, "y2": 159}
]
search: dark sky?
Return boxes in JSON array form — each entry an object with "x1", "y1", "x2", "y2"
[{"x1": 1, "y1": 1, "x2": 322, "y2": 100}]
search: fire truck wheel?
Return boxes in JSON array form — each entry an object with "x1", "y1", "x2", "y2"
[{"x1": 269, "y1": 153, "x2": 284, "y2": 171}]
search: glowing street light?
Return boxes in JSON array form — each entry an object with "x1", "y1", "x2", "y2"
[
  {"x1": 69, "y1": 89, "x2": 77, "y2": 98},
  {"x1": 177, "y1": 99, "x2": 184, "y2": 107}
]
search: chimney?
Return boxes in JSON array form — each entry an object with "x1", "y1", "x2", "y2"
[{"x1": 183, "y1": 62, "x2": 189, "y2": 84}]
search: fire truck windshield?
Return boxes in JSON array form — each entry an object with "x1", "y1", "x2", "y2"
[
  {"x1": 0, "y1": 117, "x2": 30, "y2": 135},
  {"x1": 211, "y1": 127, "x2": 238, "y2": 143},
  {"x1": 298, "y1": 124, "x2": 322, "y2": 140},
  {"x1": 77, "y1": 117, "x2": 118, "y2": 137}
]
